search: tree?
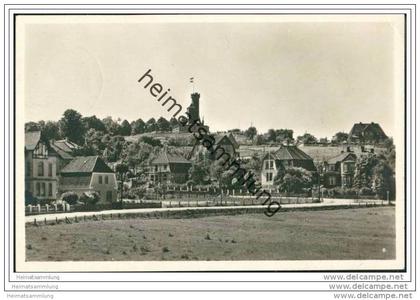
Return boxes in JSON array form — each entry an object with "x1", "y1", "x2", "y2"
[
  {"x1": 61, "y1": 191, "x2": 79, "y2": 205},
  {"x1": 131, "y1": 118, "x2": 146, "y2": 135},
  {"x1": 245, "y1": 126, "x2": 257, "y2": 141},
  {"x1": 188, "y1": 157, "x2": 211, "y2": 185},
  {"x1": 115, "y1": 163, "x2": 129, "y2": 207},
  {"x1": 140, "y1": 136, "x2": 162, "y2": 147},
  {"x1": 156, "y1": 117, "x2": 171, "y2": 132},
  {"x1": 80, "y1": 128, "x2": 106, "y2": 156},
  {"x1": 255, "y1": 134, "x2": 265, "y2": 145},
  {"x1": 80, "y1": 191, "x2": 101, "y2": 206},
  {"x1": 267, "y1": 129, "x2": 277, "y2": 142},
  {"x1": 146, "y1": 118, "x2": 157, "y2": 132},
  {"x1": 333, "y1": 132, "x2": 349, "y2": 143},
  {"x1": 103, "y1": 136, "x2": 127, "y2": 162},
  {"x1": 121, "y1": 141, "x2": 153, "y2": 173},
  {"x1": 102, "y1": 116, "x2": 121, "y2": 135},
  {"x1": 274, "y1": 167, "x2": 313, "y2": 194},
  {"x1": 169, "y1": 117, "x2": 179, "y2": 130},
  {"x1": 82, "y1": 115, "x2": 106, "y2": 132},
  {"x1": 41, "y1": 121, "x2": 61, "y2": 141},
  {"x1": 275, "y1": 129, "x2": 294, "y2": 144},
  {"x1": 59, "y1": 109, "x2": 85, "y2": 144},
  {"x1": 119, "y1": 119, "x2": 132, "y2": 136},
  {"x1": 372, "y1": 160, "x2": 395, "y2": 200},
  {"x1": 297, "y1": 133, "x2": 317, "y2": 145},
  {"x1": 353, "y1": 153, "x2": 377, "y2": 190}
]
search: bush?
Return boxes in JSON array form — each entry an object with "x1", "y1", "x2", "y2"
[
  {"x1": 359, "y1": 187, "x2": 374, "y2": 196},
  {"x1": 61, "y1": 191, "x2": 79, "y2": 205},
  {"x1": 79, "y1": 191, "x2": 100, "y2": 206},
  {"x1": 25, "y1": 190, "x2": 38, "y2": 206}
]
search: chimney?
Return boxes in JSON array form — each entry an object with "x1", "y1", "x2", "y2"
[
  {"x1": 370, "y1": 148, "x2": 374, "y2": 154},
  {"x1": 346, "y1": 146, "x2": 351, "y2": 152},
  {"x1": 361, "y1": 145, "x2": 365, "y2": 152}
]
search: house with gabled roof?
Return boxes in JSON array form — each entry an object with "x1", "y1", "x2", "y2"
[
  {"x1": 348, "y1": 122, "x2": 388, "y2": 144},
  {"x1": 148, "y1": 150, "x2": 192, "y2": 185},
  {"x1": 59, "y1": 156, "x2": 117, "y2": 203},
  {"x1": 50, "y1": 139, "x2": 80, "y2": 172},
  {"x1": 323, "y1": 149, "x2": 357, "y2": 188},
  {"x1": 25, "y1": 131, "x2": 58, "y2": 203},
  {"x1": 188, "y1": 133, "x2": 239, "y2": 161},
  {"x1": 261, "y1": 145, "x2": 316, "y2": 187}
]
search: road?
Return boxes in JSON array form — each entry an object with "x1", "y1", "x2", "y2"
[{"x1": 25, "y1": 198, "x2": 389, "y2": 224}]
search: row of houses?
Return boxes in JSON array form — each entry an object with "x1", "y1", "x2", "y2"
[
  {"x1": 25, "y1": 131, "x2": 118, "y2": 204},
  {"x1": 25, "y1": 125, "x2": 381, "y2": 204}
]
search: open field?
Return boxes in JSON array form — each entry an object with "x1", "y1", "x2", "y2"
[{"x1": 26, "y1": 206, "x2": 395, "y2": 261}]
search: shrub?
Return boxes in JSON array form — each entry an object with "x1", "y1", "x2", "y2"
[
  {"x1": 359, "y1": 187, "x2": 374, "y2": 196},
  {"x1": 80, "y1": 191, "x2": 101, "y2": 206},
  {"x1": 61, "y1": 191, "x2": 79, "y2": 205},
  {"x1": 25, "y1": 191, "x2": 38, "y2": 206}
]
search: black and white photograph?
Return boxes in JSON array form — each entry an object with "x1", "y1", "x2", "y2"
[{"x1": 15, "y1": 13, "x2": 406, "y2": 272}]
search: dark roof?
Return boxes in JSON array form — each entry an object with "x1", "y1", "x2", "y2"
[
  {"x1": 151, "y1": 151, "x2": 191, "y2": 165},
  {"x1": 214, "y1": 134, "x2": 239, "y2": 149},
  {"x1": 25, "y1": 131, "x2": 41, "y2": 150},
  {"x1": 272, "y1": 145, "x2": 313, "y2": 160},
  {"x1": 52, "y1": 139, "x2": 79, "y2": 152},
  {"x1": 61, "y1": 156, "x2": 114, "y2": 174},
  {"x1": 349, "y1": 122, "x2": 387, "y2": 139},
  {"x1": 327, "y1": 152, "x2": 357, "y2": 164},
  {"x1": 50, "y1": 143, "x2": 74, "y2": 160}
]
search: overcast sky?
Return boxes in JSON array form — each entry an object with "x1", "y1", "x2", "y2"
[{"x1": 23, "y1": 16, "x2": 402, "y2": 138}]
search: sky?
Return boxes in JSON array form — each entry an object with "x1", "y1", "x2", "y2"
[{"x1": 23, "y1": 15, "x2": 403, "y2": 139}]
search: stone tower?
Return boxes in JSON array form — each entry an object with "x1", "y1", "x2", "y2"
[{"x1": 187, "y1": 93, "x2": 200, "y2": 122}]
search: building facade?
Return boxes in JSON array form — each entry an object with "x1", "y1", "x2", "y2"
[
  {"x1": 261, "y1": 145, "x2": 316, "y2": 187},
  {"x1": 148, "y1": 151, "x2": 192, "y2": 185},
  {"x1": 59, "y1": 156, "x2": 118, "y2": 203},
  {"x1": 322, "y1": 150, "x2": 357, "y2": 188},
  {"x1": 25, "y1": 131, "x2": 58, "y2": 203}
]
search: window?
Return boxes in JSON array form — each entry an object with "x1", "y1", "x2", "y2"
[
  {"x1": 343, "y1": 163, "x2": 348, "y2": 173},
  {"x1": 106, "y1": 191, "x2": 112, "y2": 201},
  {"x1": 265, "y1": 160, "x2": 274, "y2": 170},
  {"x1": 98, "y1": 175, "x2": 103, "y2": 184},
  {"x1": 328, "y1": 176, "x2": 336, "y2": 186},
  {"x1": 41, "y1": 182, "x2": 46, "y2": 196},
  {"x1": 266, "y1": 172, "x2": 273, "y2": 182},
  {"x1": 105, "y1": 175, "x2": 109, "y2": 184},
  {"x1": 48, "y1": 163, "x2": 53, "y2": 177},
  {"x1": 36, "y1": 182, "x2": 41, "y2": 196},
  {"x1": 329, "y1": 164, "x2": 335, "y2": 171},
  {"x1": 37, "y1": 161, "x2": 44, "y2": 176},
  {"x1": 48, "y1": 183, "x2": 53, "y2": 197}
]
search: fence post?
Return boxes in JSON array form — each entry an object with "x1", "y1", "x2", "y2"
[
  {"x1": 45, "y1": 204, "x2": 49, "y2": 212},
  {"x1": 37, "y1": 204, "x2": 41, "y2": 213},
  {"x1": 54, "y1": 204, "x2": 57, "y2": 212},
  {"x1": 28, "y1": 205, "x2": 32, "y2": 213}
]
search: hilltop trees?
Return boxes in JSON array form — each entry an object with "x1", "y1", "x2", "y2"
[
  {"x1": 245, "y1": 126, "x2": 257, "y2": 141},
  {"x1": 119, "y1": 120, "x2": 132, "y2": 136},
  {"x1": 297, "y1": 133, "x2": 317, "y2": 145},
  {"x1": 59, "y1": 109, "x2": 85, "y2": 144},
  {"x1": 131, "y1": 118, "x2": 146, "y2": 135},
  {"x1": 333, "y1": 132, "x2": 349, "y2": 143}
]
